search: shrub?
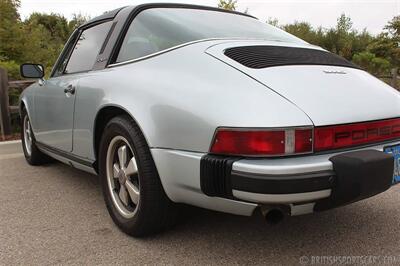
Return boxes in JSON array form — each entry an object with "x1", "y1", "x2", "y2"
[{"x1": 0, "y1": 60, "x2": 20, "y2": 80}]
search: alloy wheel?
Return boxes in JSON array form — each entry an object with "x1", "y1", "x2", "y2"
[
  {"x1": 23, "y1": 115, "x2": 32, "y2": 156},
  {"x1": 106, "y1": 136, "x2": 140, "y2": 218}
]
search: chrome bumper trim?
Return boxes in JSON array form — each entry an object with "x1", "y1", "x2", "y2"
[
  {"x1": 232, "y1": 189, "x2": 332, "y2": 204},
  {"x1": 232, "y1": 141, "x2": 400, "y2": 176}
]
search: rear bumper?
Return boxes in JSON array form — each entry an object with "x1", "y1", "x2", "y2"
[
  {"x1": 200, "y1": 143, "x2": 396, "y2": 216},
  {"x1": 152, "y1": 141, "x2": 399, "y2": 217}
]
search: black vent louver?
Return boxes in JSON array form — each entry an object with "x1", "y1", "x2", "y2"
[
  {"x1": 224, "y1": 46, "x2": 359, "y2": 69},
  {"x1": 200, "y1": 155, "x2": 240, "y2": 198}
]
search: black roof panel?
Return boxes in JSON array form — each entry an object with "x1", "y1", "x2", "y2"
[
  {"x1": 81, "y1": 3, "x2": 255, "y2": 29},
  {"x1": 81, "y1": 6, "x2": 126, "y2": 27}
]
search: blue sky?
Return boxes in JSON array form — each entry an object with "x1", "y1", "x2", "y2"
[{"x1": 19, "y1": 0, "x2": 399, "y2": 34}]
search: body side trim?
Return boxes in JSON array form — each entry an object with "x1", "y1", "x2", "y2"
[{"x1": 36, "y1": 141, "x2": 94, "y2": 167}]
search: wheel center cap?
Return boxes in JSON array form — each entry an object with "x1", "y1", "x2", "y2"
[{"x1": 118, "y1": 169, "x2": 127, "y2": 185}]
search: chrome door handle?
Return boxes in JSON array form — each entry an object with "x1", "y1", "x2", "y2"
[{"x1": 64, "y1": 85, "x2": 75, "y2": 95}]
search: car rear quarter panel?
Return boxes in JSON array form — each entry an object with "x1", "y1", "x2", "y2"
[{"x1": 72, "y1": 41, "x2": 312, "y2": 160}]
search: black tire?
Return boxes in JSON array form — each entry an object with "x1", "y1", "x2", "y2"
[
  {"x1": 99, "y1": 115, "x2": 178, "y2": 237},
  {"x1": 21, "y1": 108, "x2": 52, "y2": 165}
]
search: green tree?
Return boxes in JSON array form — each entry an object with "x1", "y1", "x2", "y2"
[
  {"x1": 218, "y1": 0, "x2": 237, "y2": 11},
  {"x1": 385, "y1": 16, "x2": 400, "y2": 37},
  {"x1": 384, "y1": 16, "x2": 400, "y2": 71},
  {"x1": 0, "y1": 2, "x2": 90, "y2": 80},
  {"x1": 68, "y1": 13, "x2": 90, "y2": 33},
  {"x1": 20, "y1": 13, "x2": 72, "y2": 71},
  {"x1": 0, "y1": 60, "x2": 20, "y2": 78},
  {"x1": 337, "y1": 13, "x2": 353, "y2": 33},
  {"x1": 368, "y1": 34, "x2": 397, "y2": 61},
  {"x1": 331, "y1": 13, "x2": 354, "y2": 59},
  {"x1": 25, "y1": 13, "x2": 70, "y2": 43},
  {"x1": 0, "y1": 0, "x2": 25, "y2": 62},
  {"x1": 352, "y1": 52, "x2": 391, "y2": 76},
  {"x1": 266, "y1": 17, "x2": 279, "y2": 27},
  {"x1": 368, "y1": 16, "x2": 400, "y2": 75},
  {"x1": 279, "y1": 14, "x2": 382, "y2": 75},
  {"x1": 283, "y1": 22, "x2": 325, "y2": 46},
  {"x1": 351, "y1": 29, "x2": 374, "y2": 56},
  {"x1": 21, "y1": 22, "x2": 60, "y2": 68}
]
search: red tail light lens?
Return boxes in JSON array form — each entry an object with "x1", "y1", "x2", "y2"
[
  {"x1": 210, "y1": 128, "x2": 313, "y2": 156},
  {"x1": 295, "y1": 128, "x2": 313, "y2": 153},
  {"x1": 211, "y1": 118, "x2": 400, "y2": 156},
  {"x1": 314, "y1": 118, "x2": 400, "y2": 152}
]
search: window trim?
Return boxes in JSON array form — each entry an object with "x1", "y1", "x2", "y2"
[
  {"x1": 51, "y1": 19, "x2": 114, "y2": 77},
  {"x1": 50, "y1": 29, "x2": 80, "y2": 78},
  {"x1": 107, "y1": 3, "x2": 256, "y2": 66},
  {"x1": 108, "y1": 38, "x2": 255, "y2": 68}
]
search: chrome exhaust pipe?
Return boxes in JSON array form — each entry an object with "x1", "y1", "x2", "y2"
[
  {"x1": 264, "y1": 209, "x2": 285, "y2": 225},
  {"x1": 260, "y1": 206, "x2": 287, "y2": 224}
]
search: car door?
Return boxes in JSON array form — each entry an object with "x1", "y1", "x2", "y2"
[{"x1": 34, "y1": 21, "x2": 113, "y2": 152}]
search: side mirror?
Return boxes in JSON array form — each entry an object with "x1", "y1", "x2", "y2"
[{"x1": 20, "y1": 63, "x2": 45, "y2": 79}]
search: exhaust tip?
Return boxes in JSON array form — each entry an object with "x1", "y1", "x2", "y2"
[{"x1": 265, "y1": 209, "x2": 285, "y2": 225}]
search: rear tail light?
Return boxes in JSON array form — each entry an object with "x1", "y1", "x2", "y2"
[
  {"x1": 210, "y1": 118, "x2": 400, "y2": 156},
  {"x1": 210, "y1": 128, "x2": 313, "y2": 156},
  {"x1": 210, "y1": 118, "x2": 400, "y2": 157},
  {"x1": 314, "y1": 118, "x2": 400, "y2": 152}
]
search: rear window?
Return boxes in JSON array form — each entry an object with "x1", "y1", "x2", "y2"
[{"x1": 116, "y1": 8, "x2": 304, "y2": 63}]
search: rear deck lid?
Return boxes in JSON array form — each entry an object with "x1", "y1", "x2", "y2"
[{"x1": 206, "y1": 41, "x2": 400, "y2": 126}]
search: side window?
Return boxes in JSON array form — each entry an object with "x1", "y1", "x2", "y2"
[
  {"x1": 116, "y1": 11, "x2": 170, "y2": 63},
  {"x1": 64, "y1": 21, "x2": 113, "y2": 74},
  {"x1": 52, "y1": 31, "x2": 79, "y2": 77}
]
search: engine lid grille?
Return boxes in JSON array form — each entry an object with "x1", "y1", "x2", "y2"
[{"x1": 224, "y1": 45, "x2": 359, "y2": 69}]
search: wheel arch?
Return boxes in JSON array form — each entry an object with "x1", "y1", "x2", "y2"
[
  {"x1": 19, "y1": 100, "x2": 26, "y2": 117},
  {"x1": 92, "y1": 104, "x2": 150, "y2": 171},
  {"x1": 19, "y1": 96, "x2": 32, "y2": 118},
  {"x1": 19, "y1": 99, "x2": 34, "y2": 131}
]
